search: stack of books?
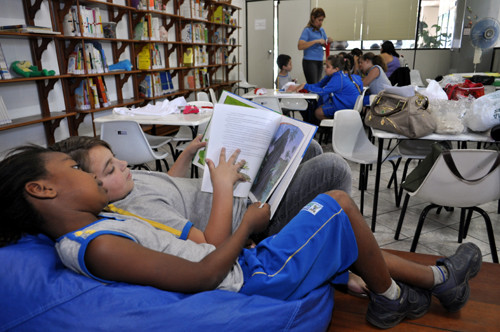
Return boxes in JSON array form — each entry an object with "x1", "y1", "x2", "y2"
[
  {"x1": 0, "y1": 24, "x2": 60, "y2": 35},
  {"x1": 0, "y1": 43, "x2": 12, "y2": 79},
  {"x1": 0, "y1": 96, "x2": 12, "y2": 125},
  {"x1": 74, "y1": 77, "x2": 110, "y2": 110},
  {"x1": 139, "y1": 71, "x2": 175, "y2": 98}
]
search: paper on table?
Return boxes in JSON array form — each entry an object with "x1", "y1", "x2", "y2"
[{"x1": 113, "y1": 97, "x2": 187, "y2": 116}]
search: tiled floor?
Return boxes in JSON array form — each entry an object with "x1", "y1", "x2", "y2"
[{"x1": 320, "y1": 140, "x2": 500, "y2": 263}]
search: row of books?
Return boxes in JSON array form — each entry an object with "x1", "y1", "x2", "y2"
[
  {"x1": 63, "y1": 5, "x2": 104, "y2": 38},
  {"x1": 186, "y1": 68, "x2": 210, "y2": 89},
  {"x1": 68, "y1": 42, "x2": 109, "y2": 74},
  {"x1": 181, "y1": 23, "x2": 208, "y2": 43},
  {"x1": 133, "y1": 0, "x2": 167, "y2": 11},
  {"x1": 182, "y1": 46, "x2": 208, "y2": 67},
  {"x1": 139, "y1": 71, "x2": 175, "y2": 98},
  {"x1": 133, "y1": 14, "x2": 166, "y2": 41},
  {"x1": 0, "y1": 96, "x2": 12, "y2": 125},
  {"x1": 180, "y1": 0, "x2": 209, "y2": 20},
  {"x1": 74, "y1": 77, "x2": 110, "y2": 110},
  {"x1": 0, "y1": 43, "x2": 12, "y2": 79},
  {"x1": 137, "y1": 44, "x2": 163, "y2": 70}
]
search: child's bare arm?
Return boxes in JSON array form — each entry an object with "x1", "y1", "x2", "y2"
[
  {"x1": 167, "y1": 135, "x2": 206, "y2": 177},
  {"x1": 203, "y1": 148, "x2": 246, "y2": 246},
  {"x1": 84, "y1": 204, "x2": 270, "y2": 293}
]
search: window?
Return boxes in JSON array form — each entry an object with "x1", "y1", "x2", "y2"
[{"x1": 310, "y1": 0, "x2": 457, "y2": 50}]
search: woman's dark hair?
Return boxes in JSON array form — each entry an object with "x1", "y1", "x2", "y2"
[
  {"x1": 350, "y1": 48, "x2": 363, "y2": 57},
  {"x1": 0, "y1": 145, "x2": 51, "y2": 246},
  {"x1": 339, "y1": 54, "x2": 362, "y2": 94},
  {"x1": 307, "y1": 8, "x2": 326, "y2": 30},
  {"x1": 276, "y1": 54, "x2": 291, "y2": 70},
  {"x1": 50, "y1": 136, "x2": 112, "y2": 173},
  {"x1": 326, "y1": 54, "x2": 345, "y2": 71},
  {"x1": 380, "y1": 41, "x2": 399, "y2": 58},
  {"x1": 361, "y1": 52, "x2": 387, "y2": 72}
]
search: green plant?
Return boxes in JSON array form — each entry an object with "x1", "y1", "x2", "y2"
[{"x1": 418, "y1": 21, "x2": 451, "y2": 48}]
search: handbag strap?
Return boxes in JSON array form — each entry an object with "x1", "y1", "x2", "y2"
[{"x1": 442, "y1": 150, "x2": 500, "y2": 183}]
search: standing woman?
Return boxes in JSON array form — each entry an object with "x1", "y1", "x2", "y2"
[
  {"x1": 380, "y1": 41, "x2": 401, "y2": 78},
  {"x1": 298, "y1": 8, "x2": 333, "y2": 84}
]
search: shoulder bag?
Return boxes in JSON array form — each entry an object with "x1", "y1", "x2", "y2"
[{"x1": 364, "y1": 90, "x2": 436, "y2": 138}]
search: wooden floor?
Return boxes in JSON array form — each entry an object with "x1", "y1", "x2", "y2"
[{"x1": 328, "y1": 250, "x2": 500, "y2": 331}]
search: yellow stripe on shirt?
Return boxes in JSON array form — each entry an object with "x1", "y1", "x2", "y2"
[{"x1": 105, "y1": 204, "x2": 182, "y2": 237}]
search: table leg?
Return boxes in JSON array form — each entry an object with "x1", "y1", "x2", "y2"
[{"x1": 371, "y1": 137, "x2": 384, "y2": 232}]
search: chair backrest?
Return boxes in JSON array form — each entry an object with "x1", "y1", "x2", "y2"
[
  {"x1": 331, "y1": 110, "x2": 378, "y2": 161},
  {"x1": 413, "y1": 149, "x2": 500, "y2": 207},
  {"x1": 209, "y1": 88, "x2": 217, "y2": 104},
  {"x1": 410, "y1": 69, "x2": 425, "y2": 87},
  {"x1": 280, "y1": 98, "x2": 308, "y2": 111},
  {"x1": 100, "y1": 120, "x2": 166, "y2": 165},
  {"x1": 353, "y1": 87, "x2": 368, "y2": 112},
  {"x1": 252, "y1": 96, "x2": 282, "y2": 113},
  {"x1": 196, "y1": 91, "x2": 210, "y2": 101}
]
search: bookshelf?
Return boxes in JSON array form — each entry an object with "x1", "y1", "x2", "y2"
[{"x1": 0, "y1": 0, "x2": 240, "y2": 145}]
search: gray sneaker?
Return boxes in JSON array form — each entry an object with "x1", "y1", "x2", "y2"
[
  {"x1": 432, "y1": 242, "x2": 482, "y2": 312},
  {"x1": 366, "y1": 282, "x2": 431, "y2": 329}
]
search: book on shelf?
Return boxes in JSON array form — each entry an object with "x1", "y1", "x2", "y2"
[
  {"x1": 0, "y1": 43, "x2": 12, "y2": 79},
  {"x1": 0, "y1": 24, "x2": 60, "y2": 35},
  {"x1": 0, "y1": 96, "x2": 12, "y2": 125},
  {"x1": 196, "y1": 91, "x2": 317, "y2": 218}
]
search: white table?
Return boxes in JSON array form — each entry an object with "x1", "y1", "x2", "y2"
[
  {"x1": 369, "y1": 128, "x2": 496, "y2": 232},
  {"x1": 242, "y1": 90, "x2": 318, "y2": 100},
  {"x1": 93, "y1": 112, "x2": 213, "y2": 138}
]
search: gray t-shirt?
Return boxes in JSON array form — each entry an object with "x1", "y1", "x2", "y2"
[
  {"x1": 367, "y1": 65, "x2": 391, "y2": 95},
  {"x1": 108, "y1": 171, "x2": 247, "y2": 240},
  {"x1": 275, "y1": 73, "x2": 293, "y2": 90},
  {"x1": 55, "y1": 213, "x2": 244, "y2": 292}
]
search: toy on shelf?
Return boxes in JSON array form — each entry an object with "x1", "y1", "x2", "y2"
[
  {"x1": 109, "y1": 59, "x2": 132, "y2": 71},
  {"x1": 11, "y1": 61, "x2": 55, "y2": 77}
]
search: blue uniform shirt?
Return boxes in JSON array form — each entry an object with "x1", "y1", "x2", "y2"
[{"x1": 300, "y1": 27, "x2": 328, "y2": 61}]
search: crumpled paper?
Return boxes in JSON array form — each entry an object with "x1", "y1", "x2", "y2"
[{"x1": 113, "y1": 97, "x2": 187, "y2": 116}]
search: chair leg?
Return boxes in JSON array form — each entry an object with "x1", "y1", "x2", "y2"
[
  {"x1": 396, "y1": 159, "x2": 413, "y2": 207},
  {"x1": 458, "y1": 208, "x2": 467, "y2": 244},
  {"x1": 359, "y1": 164, "x2": 367, "y2": 215},
  {"x1": 411, "y1": 204, "x2": 440, "y2": 252},
  {"x1": 471, "y1": 206, "x2": 499, "y2": 263},
  {"x1": 395, "y1": 193, "x2": 410, "y2": 240},
  {"x1": 463, "y1": 208, "x2": 474, "y2": 239},
  {"x1": 387, "y1": 158, "x2": 401, "y2": 189}
]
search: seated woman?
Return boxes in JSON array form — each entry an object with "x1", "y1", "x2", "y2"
[
  {"x1": 287, "y1": 55, "x2": 361, "y2": 122},
  {"x1": 380, "y1": 41, "x2": 401, "y2": 78},
  {"x1": 359, "y1": 52, "x2": 391, "y2": 104}
]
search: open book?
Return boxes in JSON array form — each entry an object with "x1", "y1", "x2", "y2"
[{"x1": 200, "y1": 102, "x2": 317, "y2": 218}]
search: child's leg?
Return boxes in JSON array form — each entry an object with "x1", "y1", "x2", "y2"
[{"x1": 314, "y1": 106, "x2": 327, "y2": 120}]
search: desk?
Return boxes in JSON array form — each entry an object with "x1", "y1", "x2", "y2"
[
  {"x1": 93, "y1": 112, "x2": 213, "y2": 138},
  {"x1": 369, "y1": 128, "x2": 495, "y2": 232},
  {"x1": 242, "y1": 90, "x2": 318, "y2": 100}
]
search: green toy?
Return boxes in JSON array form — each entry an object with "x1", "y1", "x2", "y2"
[{"x1": 11, "y1": 60, "x2": 55, "y2": 77}]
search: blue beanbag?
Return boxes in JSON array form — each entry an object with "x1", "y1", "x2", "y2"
[{"x1": 1, "y1": 234, "x2": 334, "y2": 331}]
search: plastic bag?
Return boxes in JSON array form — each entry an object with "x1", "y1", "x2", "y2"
[
  {"x1": 429, "y1": 98, "x2": 470, "y2": 134},
  {"x1": 464, "y1": 90, "x2": 500, "y2": 131},
  {"x1": 418, "y1": 80, "x2": 448, "y2": 100}
]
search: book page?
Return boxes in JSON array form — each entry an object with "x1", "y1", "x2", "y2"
[
  {"x1": 201, "y1": 104, "x2": 282, "y2": 197},
  {"x1": 192, "y1": 90, "x2": 273, "y2": 168},
  {"x1": 249, "y1": 117, "x2": 317, "y2": 218}
]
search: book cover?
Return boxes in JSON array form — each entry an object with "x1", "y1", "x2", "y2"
[
  {"x1": 166, "y1": 71, "x2": 174, "y2": 90},
  {"x1": 159, "y1": 71, "x2": 169, "y2": 92},
  {"x1": 0, "y1": 96, "x2": 12, "y2": 125},
  {"x1": 0, "y1": 43, "x2": 12, "y2": 79}
]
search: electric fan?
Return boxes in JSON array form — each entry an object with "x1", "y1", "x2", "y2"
[{"x1": 470, "y1": 17, "x2": 500, "y2": 72}]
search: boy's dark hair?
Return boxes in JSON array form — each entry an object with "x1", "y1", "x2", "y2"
[
  {"x1": 0, "y1": 145, "x2": 51, "y2": 246},
  {"x1": 50, "y1": 136, "x2": 112, "y2": 173},
  {"x1": 277, "y1": 54, "x2": 291, "y2": 70},
  {"x1": 361, "y1": 52, "x2": 388, "y2": 72},
  {"x1": 350, "y1": 48, "x2": 363, "y2": 57}
]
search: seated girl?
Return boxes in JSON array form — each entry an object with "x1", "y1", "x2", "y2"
[
  {"x1": 359, "y1": 52, "x2": 392, "y2": 104},
  {"x1": 287, "y1": 55, "x2": 361, "y2": 122},
  {"x1": 0, "y1": 145, "x2": 482, "y2": 329}
]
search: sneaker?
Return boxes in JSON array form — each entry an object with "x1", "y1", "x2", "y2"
[
  {"x1": 432, "y1": 242, "x2": 482, "y2": 312},
  {"x1": 366, "y1": 282, "x2": 431, "y2": 329}
]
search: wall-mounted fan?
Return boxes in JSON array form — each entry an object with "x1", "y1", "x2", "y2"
[{"x1": 470, "y1": 17, "x2": 500, "y2": 72}]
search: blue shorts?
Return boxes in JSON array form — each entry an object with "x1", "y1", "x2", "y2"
[{"x1": 238, "y1": 194, "x2": 358, "y2": 301}]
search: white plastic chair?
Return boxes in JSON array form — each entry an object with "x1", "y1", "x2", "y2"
[
  {"x1": 332, "y1": 110, "x2": 401, "y2": 214},
  {"x1": 100, "y1": 120, "x2": 170, "y2": 172},
  {"x1": 234, "y1": 70, "x2": 257, "y2": 95},
  {"x1": 395, "y1": 149, "x2": 500, "y2": 262},
  {"x1": 209, "y1": 88, "x2": 217, "y2": 103},
  {"x1": 410, "y1": 69, "x2": 425, "y2": 87},
  {"x1": 252, "y1": 96, "x2": 282, "y2": 114},
  {"x1": 280, "y1": 98, "x2": 308, "y2": 118},
  {"x1": 197, "y1": 91, "x2": 210, "y2": 101},
  {"x1": 318, "y1": 88, "x2": 367, "y2": 144}
]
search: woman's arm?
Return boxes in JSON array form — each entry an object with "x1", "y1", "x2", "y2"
[
  {"x1": 167, "y1": 135, "x2": 206, "y2": 177},
  {"x1": 85, "y1": 203, "x2": 270, "y2": 293},
  {"x1": 298, "y1": 38, "x2": 325, "y2": 50},
  {"x1": 362, "y1": 66, "x2": 380, "y2": 87}
]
